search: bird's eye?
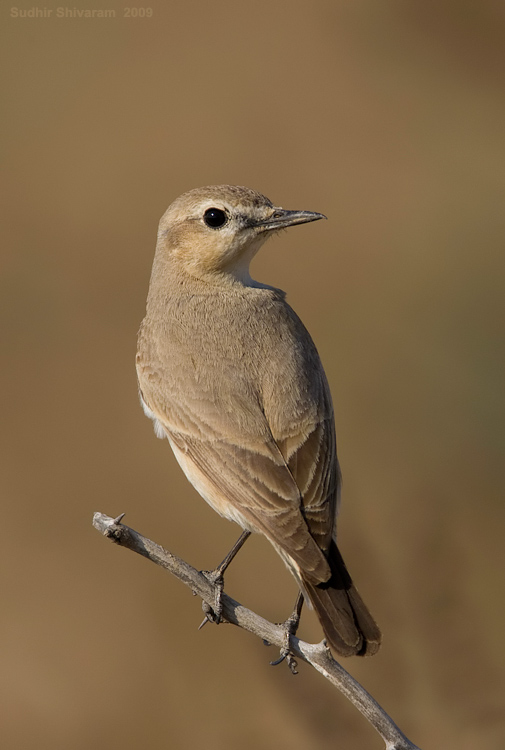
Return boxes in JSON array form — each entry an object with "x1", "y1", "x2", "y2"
[{"x1": 203, "y1": 207, "x2": 228, "y2": 229}]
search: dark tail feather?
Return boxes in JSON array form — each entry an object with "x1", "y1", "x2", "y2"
[{"x1": 302, "y1": 541, "x2": 381, "y2": 657}]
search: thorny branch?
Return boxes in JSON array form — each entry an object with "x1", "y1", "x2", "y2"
[{"x1": 92, "y1": 512, "x2": 421, "y2": 750}]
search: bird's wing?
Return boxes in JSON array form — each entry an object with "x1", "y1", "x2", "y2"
[
  {"x1": 138, "y1": 372, "x2": 338, "y2": 586},
  {"x1": 276, "y1": 407, "x2": 340, "y2": 554}
]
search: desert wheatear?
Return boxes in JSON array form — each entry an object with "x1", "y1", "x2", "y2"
[{"x1": 136, "y1": 185, "x2": 381, "y2": 657}]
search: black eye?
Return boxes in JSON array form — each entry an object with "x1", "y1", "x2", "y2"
[{"x1": 204, "y1": 207, "x2": 228, "y2": 228}]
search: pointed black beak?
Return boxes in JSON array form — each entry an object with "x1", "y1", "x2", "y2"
[{"x1": 251, "y1": 208, "x2": 327, "y2": 231}]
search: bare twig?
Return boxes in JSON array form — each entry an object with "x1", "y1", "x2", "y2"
[{"x1": 92, "y1": 512, "x2": 421, "y2": 750}]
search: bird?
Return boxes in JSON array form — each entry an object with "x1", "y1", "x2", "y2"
[{"x1": 136, "y1": 185, "x2": 381, "y2": 658}]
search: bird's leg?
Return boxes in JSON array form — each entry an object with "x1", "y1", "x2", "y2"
[
  {"x1": 200, "y1": 530, "x2": 251, "y2": 626},
  {"x1": 270, "y1": 591, "x2": 304, "y2": 674}
]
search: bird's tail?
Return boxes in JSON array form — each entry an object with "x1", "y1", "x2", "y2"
[{"x1": 301, "y1": 540, "x2": 381, "y2": 657}]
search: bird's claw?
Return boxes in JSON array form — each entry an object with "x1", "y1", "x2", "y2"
[
  {"x1": 198, "y1": 601, "x2": 218, "y2": 629},
  {"x1": 270, "y1": 611, "x2": 300, "y2": 675},
  {"x1": 199, "y1": 569, "x2": 225, "y2": 625},
  {"x1": 270, "y1": 645, "x2": 298, "y2": 675}
]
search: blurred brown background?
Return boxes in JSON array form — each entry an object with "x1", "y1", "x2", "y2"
[{"x1": 2, "y1": 1, "x2": 504, "y2": 748}]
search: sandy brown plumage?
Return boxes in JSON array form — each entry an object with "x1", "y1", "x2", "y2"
[{"x1": 136, "y1": 185, "x2": 381, "y2": 656}]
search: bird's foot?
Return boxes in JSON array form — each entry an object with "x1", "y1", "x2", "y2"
[
  {"x1": 270, "y1": 608, "x2": 301, "y2": 675},
  {"x1": 199, "y1": 569, "x2": 225, "y2": 628},
  {"x1": 198, "y1": 531, "x2": 251, "y2": 629}
]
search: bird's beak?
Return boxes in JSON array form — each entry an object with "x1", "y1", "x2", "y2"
[{"x1": 251, "y1": 208, "x2": 327, "y2": 232}]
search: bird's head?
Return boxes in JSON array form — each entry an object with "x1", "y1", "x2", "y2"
[{"x1": 155, "y1": 185, "x2": 326, "y2": 284}]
